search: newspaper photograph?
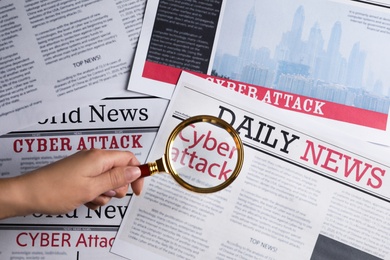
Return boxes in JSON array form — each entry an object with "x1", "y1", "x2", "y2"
[
  {"x1": 127, "y1": 0, "x2": 390, "y2": 144},
  {"x1": 112, "y1": 72, "x2": 390, "y2": 260},
  {"x1": 0, "y1": 0, "x2": 145, "y2": 135},
  {"x1": 0, "y1": 95, "x2": 169, "y2": 259}
]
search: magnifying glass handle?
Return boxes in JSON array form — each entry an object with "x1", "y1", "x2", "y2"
[
  {"x1": 138, "y1": 158, "x2": 167, "y2": 178},
  {"x1": 139, "y1": 164, "x2": 153, "y2": 178}
]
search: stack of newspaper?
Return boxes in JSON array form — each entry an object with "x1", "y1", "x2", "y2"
[{"x1": 1, "y1": 0, "x2": 389, "y2": 259}]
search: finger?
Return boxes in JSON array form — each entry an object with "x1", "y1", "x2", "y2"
[
  {"x1": 103, "y1": 190, "x2": 117, "y2": 197},
  {"x1": 100, "y1": 150, "x2": 139, "y2": 172},
  {"x1": 131, "y1": 177, "x2": 144, "y2": 196},
  {"x1": 113, "y1": 185, "x2": 129, "y2": 198},
  {"x1": 85, "y1": 202, "x2": 100, "y2": 211},
  {"x1": 89, "y1": 195, "x2": 112, "y2": 207},
  {"x1": 94, "y1": 166, "x2": 141, "y2": 194},
  {"x1": 102, "y1": 184, "x2": 128, "y2": 198},
  {"x1": 83, "y1": 149, "x2": 138, "y2": 176},
  {"x1": 128, "y1": 155, "x2": 141, "y2": 167}
]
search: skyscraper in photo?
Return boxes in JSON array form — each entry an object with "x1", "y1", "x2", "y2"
[
  {"x1": 289, "y1": 5, "x2": 305, "y2": 63},
  {"x1": 236, "y1": 5, "x2": 256, "y2": 78},
  {"x1": 274, "y1": 5, "x2": 305, "y2": 63},
  {"x1": 346, "y1": 42, "x2": 366, "y2": 88},
  {"x1": 306, "y1": 22, "x2": 324, "y2": 72},
  {"x1": 324, "y1": 21, "x2": 343, "y2": 83}
]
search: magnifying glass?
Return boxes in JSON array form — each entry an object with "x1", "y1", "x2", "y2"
[{"x1": 138, "y1": 115, "x2": 244, "y2": 193}]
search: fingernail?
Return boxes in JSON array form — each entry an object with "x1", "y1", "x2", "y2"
[
  {"x1": 103, "y1": 190, "x2": 116, "y2": 197},
  {"x1": 124, "y1": 166, "x2": 141, "y2": 182}
]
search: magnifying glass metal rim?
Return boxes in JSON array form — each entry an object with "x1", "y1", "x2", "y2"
[
  {"x1": 166, "y1": 115, "x2": 244, "y2": 193},
  {"x1": 140, "y1": 115, "x2": 244, "y2": 193}
]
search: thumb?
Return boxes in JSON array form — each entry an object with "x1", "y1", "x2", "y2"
[{"x1": 97, "y1": 166, "x2": 141, "y2": 193}]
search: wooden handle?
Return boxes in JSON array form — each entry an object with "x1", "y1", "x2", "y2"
[{"x1": 138, "y1": 164, "x2": 151, "y2": 178}]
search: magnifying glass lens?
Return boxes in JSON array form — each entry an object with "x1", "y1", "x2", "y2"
[
  {"x1": 139, "y1": 115, "x2": 243, "y2": 193},
  {"x1": 167, "y1": 121, "x2": 239, "y2": 190}
]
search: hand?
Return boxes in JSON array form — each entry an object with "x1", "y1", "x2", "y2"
[{"x1": 0, "y1": 149, "x2": 144, "y2": 219}]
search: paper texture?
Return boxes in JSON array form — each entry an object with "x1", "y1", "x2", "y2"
[
  {"x1": 112, "y1": 72, "x2": 390, "y2": 260},
  {"x1": 0, "y1": 0, "x2": 145, "y2": 135},
  {"x1": 127, "y1": 0, "x2": 390, "y2": 143},
  {"x1": 0, "y1": 95, "x2": 169, "y2": 259}
]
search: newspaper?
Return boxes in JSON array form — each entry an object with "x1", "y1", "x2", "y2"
[
  {"x1": 0, "y1": 0, "x2": 145, "y2": 135},
  {"x1": 0, "y1": 95, "x2": 169, "y2": 259},
  {"x1": 112, "y1": 72, "x2": 390, "y2": 260},
  {"x1": 127, "y1": 0, "x2": 390, "y2": 144}
]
